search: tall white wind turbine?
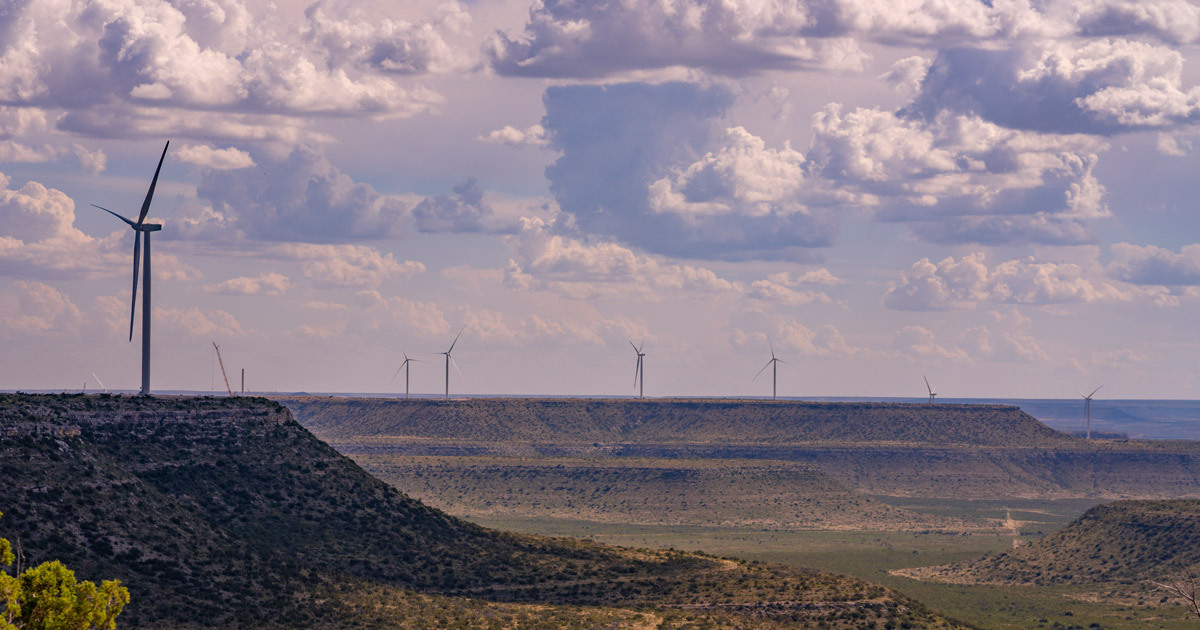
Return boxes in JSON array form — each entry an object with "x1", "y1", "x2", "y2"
[
  {"x1": 391, "y1": 351, "x2": 424, "y2": 399},
  {"x1": 924, "y1": 375, "x2": 937, "y2": 403},
  {"x1": 1081, "y1": 385, "x2": 1102, "y2": 439},
  {"x1": 439, "y1": 326, "x2": 466, "y2": 399},
  {"x1": 92, "y1": 141, "x2": 169, "y2": 396},
  {"x1": 753, "y1": 342, "x2": 786, "y2": 400},
  {"x1": 630, "y1": 340, "x2": 646, "y2": 399}
]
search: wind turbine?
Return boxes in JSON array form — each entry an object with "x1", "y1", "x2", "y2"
[
  {"x1": 753, "y1": 342, "x2": 786, "y2": 400},
  {"x1": 1081, "y1": 385, "x2": 1102, "y2": 439},
  {"x1": 93, "y1": 141, "x2": 169, "y2": 396},
  {"x1": 924, "y1": 375, "x2": 937, "y2": 403},
  {"x1": 439, "y1": 326, "x2": 466, "y2": 399},
  {"x1": 630, "y1": 340, "x2": 646, "y2": 399},
  {"x1": 90, "y1": 372, "x2": 108, "y2": 394},
  {"x1": 391, "y1": 351, "x2": 424, "y2": 399}
]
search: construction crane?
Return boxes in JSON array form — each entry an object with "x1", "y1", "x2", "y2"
[{"x1": 213, "y1": 342, "x2": 234, "y2": 397}]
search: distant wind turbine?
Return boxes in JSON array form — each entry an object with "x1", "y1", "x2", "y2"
[
  {"x1": 753, "y1": 342, "x2": 786, "y2": 400},
  {"x1": 924, "y1": 375, "x2": 937, "y2": 404},
  {"x1": 391, "y1": 351, "x2": 424, "y2": 399},
  {"x1": 91, "y1": 372, "x2": 108, "y2": 394},
  {"x1": 630, "y1": 340, "x2": 646, "y2": 399},
  {"x1": 92, "y1": 141, "x2": 169, "y2": 396},
  {"x1": 1081, "y1": 385, "x2": 1102, "y2": 439},
  {"x1": 440, "y1": 326, "x2": 466, "y2": 399}
]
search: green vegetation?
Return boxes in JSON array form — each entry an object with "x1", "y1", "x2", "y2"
[
  {"x1": 1, "y1": 511, "x2": 129, "y2": 630},
  {"x1": 1, "y1": 394, "x2": 965, "y2": 629}
]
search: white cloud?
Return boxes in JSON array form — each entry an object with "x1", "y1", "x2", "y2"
[
  {"x1": 884, "y1": 253, "x2": 1176, "y2": 311},
  {"x1": 478, "y1": 124, "x2": 549, "y2": 147},
  {"x1": 892, "y1": 325, "x2": 968, "y2": 361},
  {"x1": 503, "y1": 217, "x2": 739, "y2": 300},
  {"x1": 960, "y1": 309, "x2": 1050, "y2": 363},
  {"x1": 154, "y1": 306, "x2": 246, "y2": 338},
  {"x1": 0, "y1": 0, "x2": 450, "y2": 143},
  {"x1": 0, "y1": 281, "x2": 84, "y2": 338},
  {"x1": 203, "y1": 272, "x2": 290, "y2": 296},
  {"x1": 175, "y1": 144, "x2": 256, "y2": 169},
  {"x1": 354, "y1": 291, "x2": 449, "y2": 337},
  {"x1": 303, "y1": 0, "x2": 471, "y2": 76},
  {"x1": 649, "y1": 126, "x2": 808, "y2": 218},
  {"x1": 1108, "y1": 242, "x2": 1200, "y2": 286},
  {"x1": 810, "y1": 105, "x2": 1109, "y2": 245},
  {"x1": 271, "y1": 243, "x2": 424, "y2": 289}
]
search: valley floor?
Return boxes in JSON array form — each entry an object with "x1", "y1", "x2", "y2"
[{"x1": 460, "y1": 503, "x2": 1198, "y2": 630}]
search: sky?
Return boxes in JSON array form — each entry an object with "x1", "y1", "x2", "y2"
[{"x1": 2, "y1": 0, "x2": 1200, "y2": 398}]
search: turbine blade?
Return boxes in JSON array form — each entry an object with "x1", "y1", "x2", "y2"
[
  {"x1": 128, "y1": 231, "x2": 141, "y2": 342},
  {"x1": 91, "y1": 204, "x2": 137, "y2": 227},
  {"x1": 753, "y1": 359, "x2": 773, "y2": 381},
  {"x1": 629, "y1": 340, "x2": 639, "y2": 353},
  {"x1": 450, "y1": 355, "x2": 464, "y2": 381},
  {"x1": 769, "y1": 338, "x2": 775, "y2": 360},
  {"x1": 137, "y1": 141, "x2": 169, "y2": 225},
  {"x1": 447, "y1": 325, "x2": 465, "y2": 353},
  {"x1": 924, "y1": 375, "x2": 933, "y2": 395},
  {"x1": 390, "y1": 363, "x2": 405, "y2": 383},
  {"x1": 1089, "y1": 385, "x2": 1103, "y2": 397},
  {"x1": 638, "y1": 339, "x2": 645, "y2": 352},
  {"x1": 633, "y1": 357, "x2": 641, "y2": 388}
]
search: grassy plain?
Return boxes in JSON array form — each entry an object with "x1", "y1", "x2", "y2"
[{"x1": 464, "y1": 510, "x2": 1198, "y2": 630}]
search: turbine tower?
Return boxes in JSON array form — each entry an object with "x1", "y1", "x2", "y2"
[
  {"x1": 1081, "y1": 385, "x2": 1102, "y2": 439},
  {"x1": 440, "y1": 326, "x2": 465, "y2": 399},
  {"x1": 391, "y1": 351, "x2": 424, "y2": 399},
  {"x1": 753, "y1": 342, "x2": 786, "y2": 400},
  {"x1": 93, "y1": 141, "x2": 169, "y2": 396},
  {"x1": 924, "y1": 375, "x2": 937, "y2": 403},
  {"x1": 630, "y1": 340, "x2": 646, "y2": 399}
]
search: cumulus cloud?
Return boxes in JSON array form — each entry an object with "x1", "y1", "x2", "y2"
[
  {"x1": 503, "y1": 217, "x2": 739, "y2": 300},
  {"x1": 544, "y1": 82, "x2": 840, "y2": 261},
  {"x1": 203, "y1": 272, "x2": 290, "y2": 296},
  {"x1": 960, "y1": 309, "x2": 1050, "y2": 363},
  {"x1": 884, "y1": 252, "x2": 1175, "y2": 310},
  {"x1": 485, "y1": 0, "x2": 1200, "y2": 80},
  {"x1": 303, "y1": 0, "x2": 471, "y2": 75},
  {"x1": 486, "y1": 0, "x2": 873, "y2": 78},
  {"x1": 809, "y1": 104, "x2": 1109, "y2": 245},
  {"x1": 412, "y1": 177, "x2": 518, "y2": 234},
  {"x1": 1108, "y1": 243, "x2": 1200, "y2": 286},
  {"x1": 154, "y1": 306, "x2": 246, "y2": 338},
  {"x1": 737, "y1": 321, "x2": 865, "y2": 358},
  {"x1": 270, "y1": 243, "x2": 424, "y2": 289},
  {"x1": 502, "y1": 216, "x2": 834, "y2": 305},
  {"x1": 195, "y1": 145, "x2": 407, "y2": 242},
  {"x1": 907, "y1": 40, "x2": 1200, "y2": 135},
  {"x1": 892, "y1": 325, "x2": 967, "y2": 361},
  {"x1": 0, "y1": 0, "x2": 446, "y2": 117},
  {"x1": 175, "y1": 144, "x2": 255, "y2": 169},
  {"x1": 354, "y1": 290, "x2": 449, "y2": 337},
  {"x1": 0, "y1": 172, "x2": 124, "y2": 277},
  {"x1": 0, "y1": 281, "x2": 84, "y2": 338},
  {"x1": 0, "y1": 0, "x2": 450, "y2": 142},
  {"x1": 477, "y1": 124, "x2": 549, "y2": 147}
]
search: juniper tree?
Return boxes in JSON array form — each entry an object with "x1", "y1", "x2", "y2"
[{"x1": 1, "y1": 512, "x2": 129, "y2": 630}]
